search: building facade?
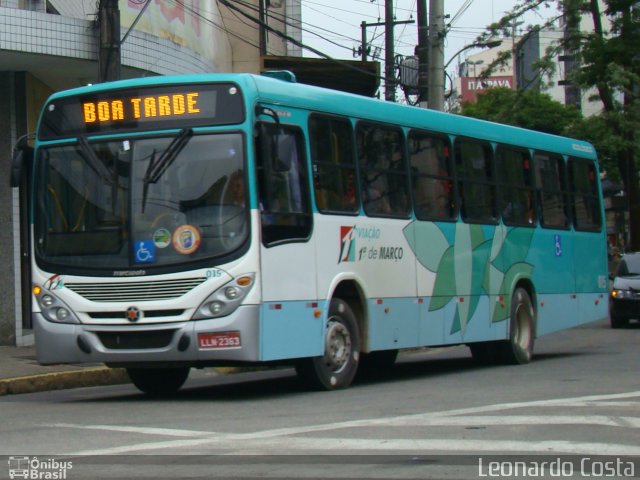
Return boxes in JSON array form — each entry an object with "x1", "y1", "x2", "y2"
[{"x1": 0, "y1": 0, "x2": 300, "y2": 345}]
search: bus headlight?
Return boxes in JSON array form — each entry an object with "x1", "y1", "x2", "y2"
[
  {"x1": 193, "y1": 274, "x2": 255, "y2": 320},
  {"x1": 33, "y1": 285, "x2": 80, "y2": 324}
]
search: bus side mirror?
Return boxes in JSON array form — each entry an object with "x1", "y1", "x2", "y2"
[{"x1": 10, "y1": 145, "x2": 33, "y2": 187}]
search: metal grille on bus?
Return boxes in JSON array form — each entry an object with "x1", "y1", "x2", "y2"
[{"x1": 64, "y1": 278, "x2": 207, "y2": 302}]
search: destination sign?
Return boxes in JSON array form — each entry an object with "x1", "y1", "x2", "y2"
[
  {"x1": 39, "y1": 83, "x2": 245, "y2": 140},
  {"x1": 82, "y1": 92, "x2": 202, "y2": 124}
]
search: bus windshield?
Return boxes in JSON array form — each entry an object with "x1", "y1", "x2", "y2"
[{"x1": 34, "y1": 132, "x2": 248, "y2": 273}]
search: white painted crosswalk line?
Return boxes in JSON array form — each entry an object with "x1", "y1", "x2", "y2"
[{"x1": 47, "y1": 390, "x2": 640, "y2": 456}]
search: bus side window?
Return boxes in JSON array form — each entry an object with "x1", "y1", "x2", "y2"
[
  {"x1": 309, "y1": 115, "x2": 358, "y2": 214},
  {"x1": 569, "y1": 158, "x2": 602, "y2": 232},
  {"x1": 534, "y1": 152, "x2": 570, "y2": 229},
  {"x1": 255, "y1": 122, "x2": 312, "y2": 246},
  {"x1": 408, "y1": 130, "x2": 455, "y2": 221},
  {"x1": 497, "y1": 146, "x2": 536, "y2": 226},
  {"x1": 454, "y1": 138, "x2": 497, "y2": 224},
  {"x1": 356, "y1": 122, "x2": 410, "y2": 218}
]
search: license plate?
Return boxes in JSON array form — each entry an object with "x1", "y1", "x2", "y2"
[{"x1": 198, "y1": 331, "x2": 241, "y2": 349}]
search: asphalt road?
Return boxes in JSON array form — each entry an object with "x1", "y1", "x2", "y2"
[{"x1": 1, "y1": 319, "x2": 639, "y2": 479}]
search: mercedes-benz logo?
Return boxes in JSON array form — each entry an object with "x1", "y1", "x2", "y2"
[{"x1": 125, "y1": 306, "x2": 141, "y2": 322}]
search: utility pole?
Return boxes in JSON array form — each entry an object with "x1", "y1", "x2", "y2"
[
  {"x1": 360, "y1": 21, "x2": 368, "y2": 62},
  {"x1": 416, "y1": 0, "x2": 429, "y2": 106},
  {"x1": 358, "y1": 15, "x2": 414, "y2": 99},
  {"x1": 98, "y1": 0, "x2": 121, "y2": 82},
  {"x1": 258, "y1": 0, "x2": 267, "y2": 56},
  {"x1": 385, "y1": 0, "x2": 395, "y2": 102},
  {"x1": 427, "y1": 0, "x2": 445, "y2": 110}
]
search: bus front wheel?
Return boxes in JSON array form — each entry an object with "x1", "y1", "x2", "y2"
[
  {"x1": 127, "y1": 367, "x2": 190, "y2": 396},
  {"x1": 498, "y1": 287, "x2": 536, "y2": 365},
  {"x1": 296, "y1": 298, "x2": 361, "y2": 390}
]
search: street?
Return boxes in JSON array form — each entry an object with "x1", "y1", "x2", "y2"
[{"x1": 1, "y1": 319, "x2": 639, "y2": 479}]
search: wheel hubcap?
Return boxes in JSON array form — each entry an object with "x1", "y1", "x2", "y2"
[{"x1": 324, "y1": 318, "x2": 352, "y2": 372}]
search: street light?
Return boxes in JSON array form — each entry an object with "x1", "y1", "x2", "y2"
[
  {"x1": 444, "y1": 40, "x2": 503, "y2": 70},
  {"x1": 442, "y1": 41, "x2": 501, "y2": 107}
]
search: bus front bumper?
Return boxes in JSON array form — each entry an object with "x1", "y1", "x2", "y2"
[{"x1": 33, "y1": 305, "x2": 261, "y2": 366}]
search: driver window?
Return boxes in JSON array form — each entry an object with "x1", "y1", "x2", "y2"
[{"x1": 255, "y1": 122, "x2": 312, "y2": 246}]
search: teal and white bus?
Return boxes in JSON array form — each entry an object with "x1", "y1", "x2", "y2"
[{"x1": 13, "y1": 72, "x2": 609, "y2": 394}]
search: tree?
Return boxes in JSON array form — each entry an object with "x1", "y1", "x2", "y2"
[
  {"x1": 471, "y1": 0, "x2": 640, "y2": 249},
  {"x1": 460, "y1": 87, "x2": 582, "y2": 136}
]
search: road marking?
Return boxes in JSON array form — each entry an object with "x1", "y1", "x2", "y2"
[
  {"x1": 50, "y1": 390, "x2": 640, "y2": 456},
  {"x1": 49, "y1": 423, "x2": 213, "y2": 438},
  {"x1": 69, "y1": 437, "x2": 640, "y2": 457}
]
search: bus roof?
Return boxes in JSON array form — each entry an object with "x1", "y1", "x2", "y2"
[{"x1": 47, "y1": 72, "x2": 596, "y2": 160}]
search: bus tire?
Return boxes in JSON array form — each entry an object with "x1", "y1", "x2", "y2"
[
  {"x1": 296, "y1": 298, "x2": 360, "y2": 390},
  {"x1": 497, "y1": 287, "x2": 536, "y2": 365},
  {"x1": 127, "y1": 367, "x2": 190, "y2": 396}
]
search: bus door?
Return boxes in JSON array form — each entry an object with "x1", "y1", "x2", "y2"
[
  {"x1": 569, "y1": 158, "x2": 609, "y2": 323},
  {"x1": 533, "y1": 152, "x2": 578, "y2": 335},
  {"x1": 255, "y1": 121, "x2": 322, "y2": 361}
]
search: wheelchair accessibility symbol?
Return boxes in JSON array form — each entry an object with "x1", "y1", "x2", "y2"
[
  {"x1": 134, "y1": 240, "x2": 156, "y2": 263},
  {"x1": 554, "y1": 234, "x2": 563, "y2": 257}
]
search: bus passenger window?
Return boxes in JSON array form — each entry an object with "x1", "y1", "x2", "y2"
[
  {"x1": 309, "y1": 115, "x2": 358, "y2": 214},
  {"x1": 569, "y1": 158, "x2": 602, "y2": 231},
  {"x1": 356, "y1": 123, "x2": 410, "y2": 218},
  {"x1": 534, "y1": 152, "x2": 569, "y2": 229},
  {"x1": 497, "y1": 146, "x2": 536, "y2": 227},
  {"x1": 454, "y1": 138, "x2": 497, "y2": 224},
  {"x1": 408, "y1": 130, "x2": 455, "y2": 220}
]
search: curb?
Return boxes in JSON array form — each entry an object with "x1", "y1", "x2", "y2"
[{"x1": 0, "y1": 368, "x2": 130, "y2": 396}]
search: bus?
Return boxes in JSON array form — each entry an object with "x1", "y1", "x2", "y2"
[{"x1": 11, "y1": 72, "x2": 609, "y2": 395}]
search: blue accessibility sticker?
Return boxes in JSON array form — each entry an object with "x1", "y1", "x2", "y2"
[{"x1": 134, "y1": 240, "x2": 156, "y2": 263}]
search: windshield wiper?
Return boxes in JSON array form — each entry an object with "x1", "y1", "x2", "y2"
[
  {"x1": 78, "y1": 137, "x2": 114, "y2": 186},
  {"x1": 141, "y1": 128, "x2": 193, "y2": 212}
]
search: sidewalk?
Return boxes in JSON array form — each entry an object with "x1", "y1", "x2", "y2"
[{"x1": 0, "y1": 345, "x2": 129, "y2": 396}]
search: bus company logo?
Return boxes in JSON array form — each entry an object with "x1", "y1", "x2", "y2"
[
  {"x1": 8, "y1": 456, "x2": 73, "y2": 479},
  {"x1": 44, "y1": 274, "x2": 64, "y2": 290},
  {"x1": 338, "y1": 226, "x2": 356, "y2": 263},
  {"x1": 126, "y1": 306, "x2": 142, "y2": 322}
]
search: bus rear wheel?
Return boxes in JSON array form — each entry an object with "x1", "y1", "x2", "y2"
[
  {"x1": 497, "y1": 287, "x2": 536, "y2": 365},
  {"x1": 127, "y1": 367, "x2": 190, "y2": 396},
  {"x1": 296, "y1": 298, "x2": 360, "y2": 390}
]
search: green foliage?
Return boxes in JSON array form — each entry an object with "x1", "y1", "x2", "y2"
[
  {"x1": 467, "y1": 0, "x2": 640, "y2": 195},
  {"x1": 459, "y1": 87, "x2": 582, "y2": 136}
]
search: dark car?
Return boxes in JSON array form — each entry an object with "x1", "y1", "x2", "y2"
[{"x1": 609, "y1": 252, "x2": 640, "y2": 328}]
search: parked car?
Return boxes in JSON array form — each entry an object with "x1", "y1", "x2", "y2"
[{"x1": 609, "y1": 252, "x2": 640, "y2": 328}]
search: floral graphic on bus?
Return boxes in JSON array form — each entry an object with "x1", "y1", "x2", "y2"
[{"x1": 403, "y1": 222, "x2": 534, "y2": 335}]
